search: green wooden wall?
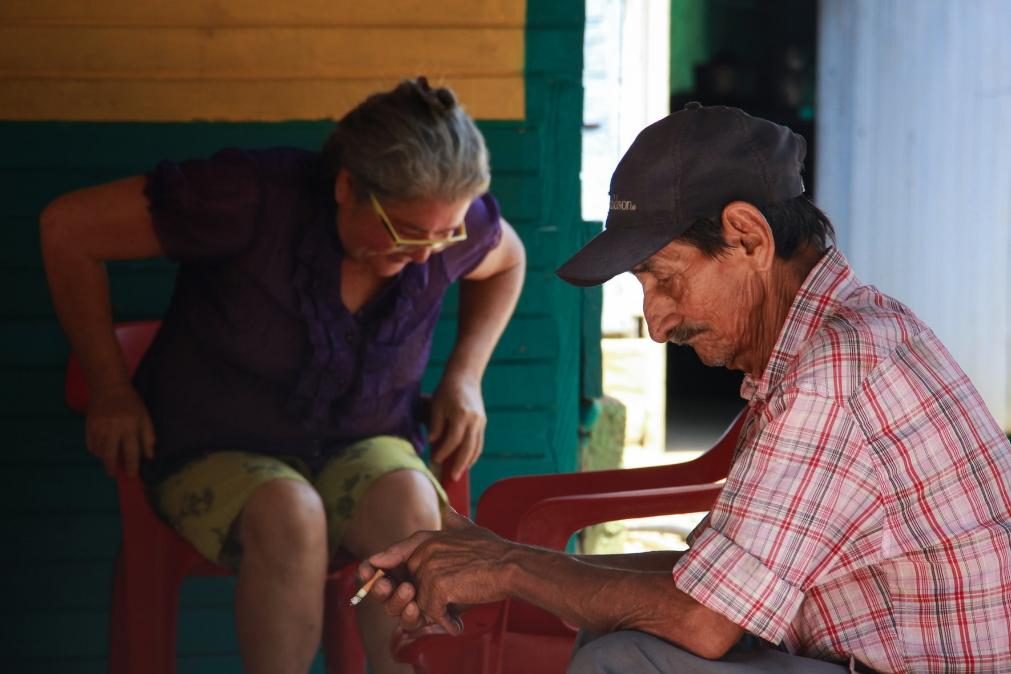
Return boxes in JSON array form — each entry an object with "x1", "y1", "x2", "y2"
[{"x1": 0, "y1": 1, "x2": 587, "y2": 671}]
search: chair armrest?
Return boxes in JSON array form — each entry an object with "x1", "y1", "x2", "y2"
[
  {"x1": 501, "y1": 483, "x2": 722, "y2": 638},
  {"x1": 64, "y1": 320, "x2": 162, "y2": 412},
  {"x1": 417, "y1": 393, "x2": 471, "y2": 519},
  {"x1": 477, "y1": 409, "x2": 744, "y2": 537},
  {"x1": 440, "y1": 472, "x2": 470, "y2": 519},
  {"x1": 392, "y1": 602, "x2": 505, "y2": 668},
  {"x1": 513, "y1": 483, "x2": 723, "y2": 551},
  {"x1": 113, "y1": 469, "x2": 184, "y2": 559}
]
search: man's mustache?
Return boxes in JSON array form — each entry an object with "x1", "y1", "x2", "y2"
[{"x1": 666, "y1": 324, "x2": 705, "y2": 345}]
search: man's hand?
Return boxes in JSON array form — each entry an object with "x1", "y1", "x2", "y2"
[
  {"x1": 358, "y1": 512, "x2": 463, "y2": 633},
  {"x1": 429, "y1": 375, "x2": 486, "y2": 480},
  {"x1": 362, "y1": 512, "x2": 745, "y2": 659},
  {"x1": 86, "y1": 383, "x2": 156, "y2": 477},
  {"x1": 362, "y1": 511, "x2": 512, "y2": 634}
]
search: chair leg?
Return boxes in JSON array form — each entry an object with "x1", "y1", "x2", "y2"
[
  {"x1": 108, "y1": 547, "x2": 184, "y2": 674},
  {"x1": 107, "y1": 554, "x2": 129, "y2": 674},
  {"x1": 323, "y1": 572, "x2": 367, "y2": 674}
]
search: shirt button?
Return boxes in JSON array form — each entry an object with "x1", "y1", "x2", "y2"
[{"x1": 345, "y1": 332, "x2": 355, "y2": 344}]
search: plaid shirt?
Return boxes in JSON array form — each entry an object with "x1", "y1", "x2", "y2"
[{"x1": 672, "y1": 249, "x2": 1011, "y2": 673}]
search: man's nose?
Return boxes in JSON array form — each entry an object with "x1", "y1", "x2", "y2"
[
  {"x1": 645, "y1": 319, "x2": 669, "y2": 344},
  {"x1": 642, "y1": 292, "x2": 674, "y2": 343}
]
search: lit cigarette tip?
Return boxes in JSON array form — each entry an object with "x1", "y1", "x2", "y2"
[{"x1": 350, "y1": 569, "x2": 385, "y2": 607}]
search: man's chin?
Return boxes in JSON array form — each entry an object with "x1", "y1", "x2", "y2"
[{"x1": 692, "y1": 345, "x2": 729, "y2": 369}]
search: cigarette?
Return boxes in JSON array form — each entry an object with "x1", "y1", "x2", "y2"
[{"x1": 349, "y1": 569, "x2": 386, "y2": 607}]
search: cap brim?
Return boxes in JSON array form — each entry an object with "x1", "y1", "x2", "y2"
[{"x1": 555, "y1": 219, "x2": 681, "y2": 287}]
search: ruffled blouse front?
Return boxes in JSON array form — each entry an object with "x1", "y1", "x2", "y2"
[{"x1": 288, "y1": 192, "x2": 439, "y2": 442}]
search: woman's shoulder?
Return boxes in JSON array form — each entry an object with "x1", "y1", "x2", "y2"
[
  {"x1": 150, "y1": 146, "x2": 324, "y2": 201},
  {"x1": 465, "y1": 192, "x2": 501, "y2": 229},
  {"x1": 435, "y1": 192, "x2": 503, "y2": 282},
  {"x1": 235, "y1": 147, "x2": 324, "y2": 185}
]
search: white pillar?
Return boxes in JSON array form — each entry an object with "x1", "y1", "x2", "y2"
[{"x1": 818, "y1": 0, "x2": 1011, "y2": 430}]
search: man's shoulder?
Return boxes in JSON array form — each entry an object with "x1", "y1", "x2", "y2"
[{"x1": 786, "y1": 284, "x2": 928, "y2": 398}]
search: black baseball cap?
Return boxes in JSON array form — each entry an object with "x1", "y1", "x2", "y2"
[{"x1": 556, "y1": 102, "x2": 807, "y2": 287}]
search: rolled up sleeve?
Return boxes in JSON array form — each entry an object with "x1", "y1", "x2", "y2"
[{"x1": 673, "y1": 526, "x2": 805, "y2": 642}]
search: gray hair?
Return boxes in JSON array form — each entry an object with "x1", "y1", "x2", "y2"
[
  {"x1": 321, "y1": 77, "x2": 490, "y2": 202},
  {"x1": 679, "y1": 195, "x2": 836, "y2": 260}
]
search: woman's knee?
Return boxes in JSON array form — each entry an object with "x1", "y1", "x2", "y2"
[
  {"x1": 343, "y1": 470, "x2": 441, "y2": 556},
  {"x1": 238, "y1": 479, "x2": 327, "y2": 563}
]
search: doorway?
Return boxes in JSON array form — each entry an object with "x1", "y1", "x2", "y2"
[
  {"x1": 666, "y1": 0, "x2": 819, "y2": 453},
  {"x1": 581, "y1": 0, "x2": 820, "y2": 552}
]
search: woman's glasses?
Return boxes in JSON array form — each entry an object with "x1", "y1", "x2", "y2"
[{"x1": 368, "y1": 192, "x2": 467, "y2": 253}]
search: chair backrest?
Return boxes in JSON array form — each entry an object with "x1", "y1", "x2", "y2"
[
  {"x1": 64, "y1": 320, "x2": 162, "y2": 412},
  {"x1": 475, "y1": 408, "x2": 747, "y2": 538}
]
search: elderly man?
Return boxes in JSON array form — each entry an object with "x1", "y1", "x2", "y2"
[{"x1": 360, "y1": 104, "x2": 1011, "y2": 673}]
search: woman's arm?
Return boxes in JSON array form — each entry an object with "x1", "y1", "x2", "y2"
[
  {"x1": 40, "y1": 176, "x2": 165, "y2": 476},
  {"x1": 429, "y1": 219, "x2": 526, "y2": 480}
]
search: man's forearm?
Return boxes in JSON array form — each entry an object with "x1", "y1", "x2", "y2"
[
  {"x1": 500, "y1": 544, "x2": 742, "y2": 659},
  {"x1": 576, "y1": 550, "x2": 683, "y2": 571}
]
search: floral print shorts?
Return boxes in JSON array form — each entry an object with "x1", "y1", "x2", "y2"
[{"x1": 151, "y1": 435, "x2": 446, "y2": 568}]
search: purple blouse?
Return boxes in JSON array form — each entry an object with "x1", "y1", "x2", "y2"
[{"x1": 134, "y1": 147, "x2": 501, "y2": 480}]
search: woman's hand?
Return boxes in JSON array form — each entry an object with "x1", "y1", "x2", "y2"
[
  {"x1": 428, "y1": 375, "x2": 486, "y2": 480},
  {"x1": 86, "y1": 383, "x2": 156, "y2": 477}
]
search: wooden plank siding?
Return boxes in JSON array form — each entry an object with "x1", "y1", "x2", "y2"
[
  {"x1": 0, "y1": 1, "x2": 589, "y2": 670},
  {"x1": 0, "y1": 1, "x2": 525, "y2": 121},
  {"x1": 0, "y1": 0, "x2": 524, "y2": 27}
]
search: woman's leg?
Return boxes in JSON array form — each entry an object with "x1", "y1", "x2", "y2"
[
  {"x1": 153, "y1": 452, "x2": 327, "y2": 674},
  {"x1": 235, "y1": 478, "x2": 329, "y2": 674},
  {"x1": 316, "y1": 437, "x2": 446, "y2": 674}
]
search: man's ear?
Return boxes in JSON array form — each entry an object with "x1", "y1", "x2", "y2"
[{"x1": 720, "y1": 201, "x2": 775, "y2": 271}]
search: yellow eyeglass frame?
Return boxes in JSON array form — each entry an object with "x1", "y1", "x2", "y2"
[{"x1": 368, "y1": 192, "x2": 468, "y2": 252}]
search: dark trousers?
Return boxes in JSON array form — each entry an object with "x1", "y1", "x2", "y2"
[{"x1": 567, "y1": 631, "x2": 851, "y2": 674}]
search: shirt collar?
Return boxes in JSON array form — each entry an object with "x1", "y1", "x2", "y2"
[{"x1": 740, "y1": 247, "x2": 858, "y2": 402}]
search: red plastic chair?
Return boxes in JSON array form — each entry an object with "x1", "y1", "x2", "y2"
[
  {"x1": 394, "y1": 409, "x2": 748, "y2": 674},
  {"x1": 64, "y1": 320, "x2": 470, "y2": 674}
]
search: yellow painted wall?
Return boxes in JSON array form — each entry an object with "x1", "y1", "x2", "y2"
[{"x1": 0, "y1": 0, "x2": 525, "y2": 121}]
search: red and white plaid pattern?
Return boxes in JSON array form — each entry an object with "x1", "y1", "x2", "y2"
[{"x1": 672, "y1": 249, "x2": 1011, "y2": 673}]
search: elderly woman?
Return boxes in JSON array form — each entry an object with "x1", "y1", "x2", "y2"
[{"x1": 40, "y1": 78, "x2": 526, "y2": 674}]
